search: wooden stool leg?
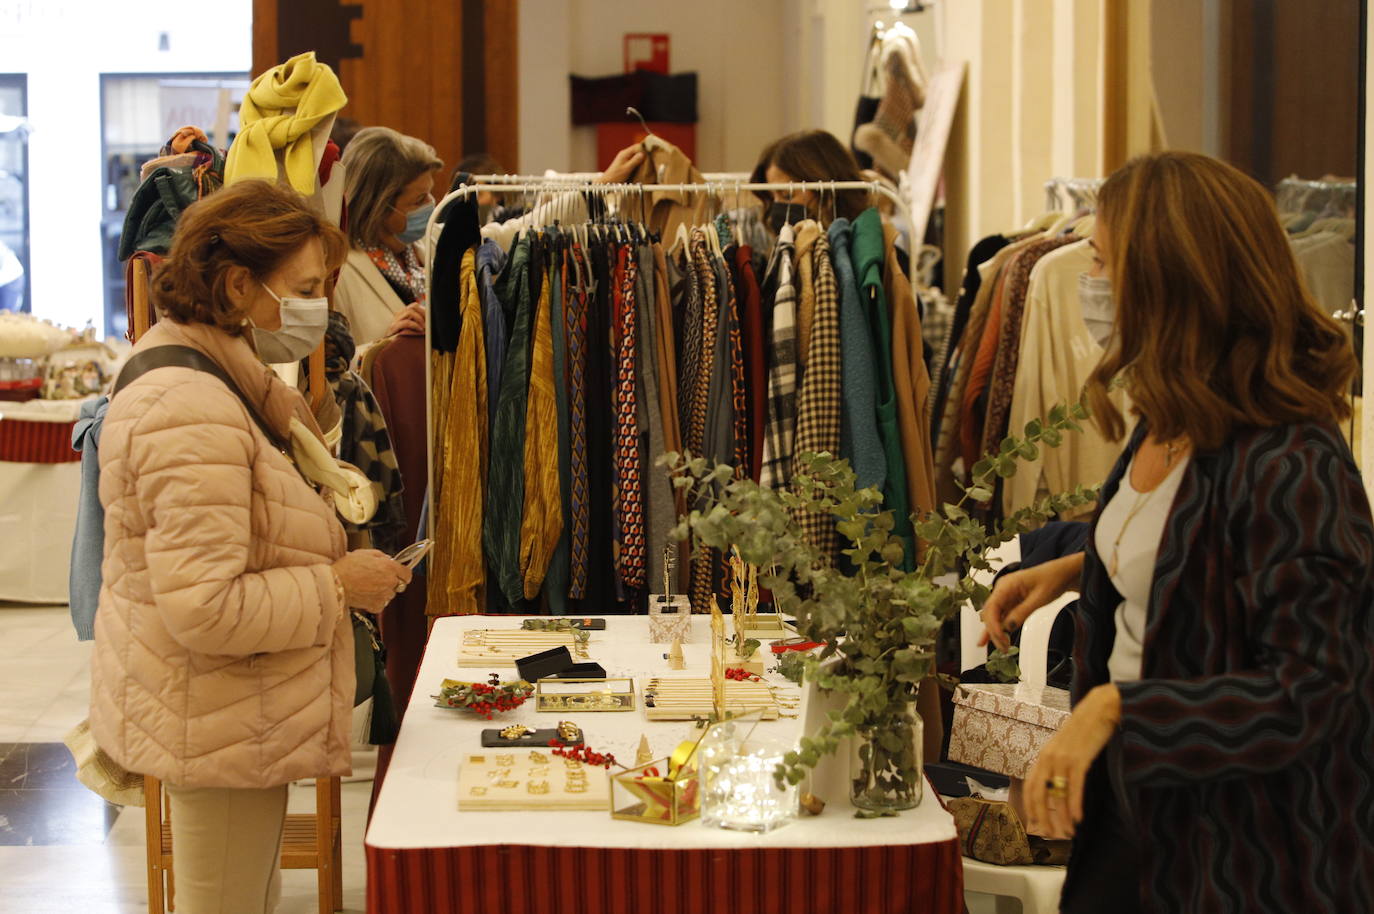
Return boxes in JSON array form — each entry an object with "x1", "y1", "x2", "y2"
[
  {"x1": 315, "y1": 778, "x2": 335, "y2": 914},
  {"x1": 144, "y1": 776, "x2": 165, "y2": 914},
  {"x1": 330, "y1": 777, "x2": 343, "y2": 911},
  {"x1": 164, "y1": 784, "x2": 176, "y2": 912}
]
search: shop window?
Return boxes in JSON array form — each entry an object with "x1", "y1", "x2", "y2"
[
  {"x1": 99, "y1": 73, "x2": 248, "y2": 338},
  {"x1": 0, "y1": 75, "x2": 29, "y2": 313}
]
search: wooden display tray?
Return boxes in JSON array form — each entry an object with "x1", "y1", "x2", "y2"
[
  {"x1": 642, "y1": 678, "x2": 781, "y2": 721},
  {"x1": 458, "y1": 750, "x2": 609, "y2": 811},
  {"x1": 458, "y1": 629, "x2": 592, "y2": 668}
]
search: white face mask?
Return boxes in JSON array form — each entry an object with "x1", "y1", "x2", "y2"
[
  {"x1": 1078, "y1": 272, "x2": 1116, "y2": 348},
  {"x1": 252, "y1": 283, "x2": 330, "y2": 364}
]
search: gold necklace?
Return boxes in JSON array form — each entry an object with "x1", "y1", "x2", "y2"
[{"x1": 1108, "y1": 441, "x2": 1180, "y2": 578}]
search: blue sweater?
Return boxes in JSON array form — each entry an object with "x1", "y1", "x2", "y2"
[{"x1": 69, "y1": 396, "x2": 108, "y2": 640}]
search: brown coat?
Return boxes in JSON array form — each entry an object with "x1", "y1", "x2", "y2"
[
  {"x1": 90, "y1": 320, "x2": 352, "y2": 789},
  {"x1": 883, "y1": 223, "x2": 937, "y2": 518}
]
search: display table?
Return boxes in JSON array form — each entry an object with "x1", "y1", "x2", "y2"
[
  {"x1": 365, "y1": 616, "x2": 964, "y2": 914},
  {"x1": 0, "y1": 398, "x2": 89, "y2": 603}
]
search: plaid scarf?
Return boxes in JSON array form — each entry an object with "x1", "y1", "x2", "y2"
[{"x1": 365, "y1": 244, "x2": 427, "y2": 305}]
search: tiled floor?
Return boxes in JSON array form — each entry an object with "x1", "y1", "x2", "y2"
[{"x1": 0, "y1": 604, "x2": 371, "y2": 914}]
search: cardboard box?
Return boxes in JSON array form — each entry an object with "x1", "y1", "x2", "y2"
[{"x1": 948, "y1": 683, "x2": 1071, "y2": 779}]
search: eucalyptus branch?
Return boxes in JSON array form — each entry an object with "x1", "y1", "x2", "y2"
[{"x1": 661, "y1": 401, "x2": 1095, "y2": 797}]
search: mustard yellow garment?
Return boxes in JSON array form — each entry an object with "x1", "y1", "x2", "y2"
[
  {"x1": 518, "y1": 269, "x2": 562, "y2": 600},
  {"x1": 432, "y1": 250, "x2": 488, "y2": 615},
  {"x1": 427, "y1": 349, "x2": 454, "y2": 615},
  {"x1": 225, "y1": 52, "x2": 347, "y2": 194}
]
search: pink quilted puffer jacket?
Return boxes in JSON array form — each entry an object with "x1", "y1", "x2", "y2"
[{"x1": 90, "y1": 320, "x2": 352, "y2": 789}]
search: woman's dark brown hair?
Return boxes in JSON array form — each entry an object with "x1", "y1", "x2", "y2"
[
  {"x1": 152, "y1": 179, "x2": 348, "y2": 335},
  {"x1": 751, "y1": 130, "x2": 869, "y2": 221},
  {"x1": 1084, "y1": 151, "x2": 1356, "y2": 449}
]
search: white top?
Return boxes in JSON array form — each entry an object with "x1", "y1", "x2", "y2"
[
  {"x1": 1093, "y1": 451, "x2": 1190, "y2": 682},
  {"x1": 365, "y1": 615, "x2": 958, "y2": 851}
]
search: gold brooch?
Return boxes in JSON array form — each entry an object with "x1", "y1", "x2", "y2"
[
  {"x1": 496, "y1": 754, "x2": 515, "y2": 766},
  {"x1": 495, "y1": 780, "x2": 519, "y2": 789},
  {"x1": 469, "y1": 786, "x2": 488, "y2": 796},
  {"x1": 530, "y1": 751, "x2": 549, "y2": 764},
  {"x1": 500, "y1": 724, "x2": 532, "y2": 740},
  {"x1": 527, "y1": 780, "x2": 550, "y2": 795},
  {"x1": 565, "y1": 780, "x2": 589, "y2": 793}
]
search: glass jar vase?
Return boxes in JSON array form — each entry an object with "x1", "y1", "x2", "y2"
[{"x1": 850, "y1": 705, "x2": 924, "y2": 813}]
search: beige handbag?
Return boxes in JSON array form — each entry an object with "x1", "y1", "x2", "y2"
[{"x1": 63, "y1": 718, "x2": 145, "y2": 807}]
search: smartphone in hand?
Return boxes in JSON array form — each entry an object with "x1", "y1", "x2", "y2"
[{"x1": 394, "y1": 538, "x2": 435, "y2": 569}]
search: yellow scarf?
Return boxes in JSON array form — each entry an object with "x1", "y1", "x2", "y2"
[{"x1": 226, "y1": 52, "x2": 347, "y2": 194}]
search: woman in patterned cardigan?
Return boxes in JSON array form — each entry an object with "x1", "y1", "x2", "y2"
[{"x1": 980, "y1": 151, "x2": 1372, "y2": 913}]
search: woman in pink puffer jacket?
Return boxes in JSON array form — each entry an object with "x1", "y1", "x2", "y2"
[{"x1": 92, "y1": 180, "x2": 411, "y2": 914}]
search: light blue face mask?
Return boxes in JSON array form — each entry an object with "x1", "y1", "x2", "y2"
[{"x1": 394, "y1": 200, "x2": 435, "y2": 245}]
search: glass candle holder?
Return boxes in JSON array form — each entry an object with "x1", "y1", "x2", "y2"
[
  {"x1": 699, "y1": 718, "x2": 798, "y2": 833},
  {"x1": 610, "y1": 757, "x2": 701, "y2": 826}
]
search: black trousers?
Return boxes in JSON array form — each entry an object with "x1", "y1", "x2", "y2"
[{"x1": 1059, "y1": 761, "x2": 1145, "y2": 914}]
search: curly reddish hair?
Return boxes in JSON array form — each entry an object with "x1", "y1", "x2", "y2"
[{"x1": 152, "y1": 179, "x2": 347, "y2": 335}]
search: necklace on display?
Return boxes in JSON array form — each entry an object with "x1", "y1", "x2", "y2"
[{"x1": 1108, "y1": 439, "x2": 1184, "y2": 578}]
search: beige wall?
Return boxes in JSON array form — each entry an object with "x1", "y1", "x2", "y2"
[
  {"x1": 1364, "y1": 6, "x2": 1373, "y2": 490},
  {"x1": 1150, "y1": 0, "x2": 1209, "y2": 153},
  {"x1": 518, "y1": 0, "x2": 789, "y2": 174},
  {"x1": 938, "y1": 0, "x2": 1107, "y2": 278}
]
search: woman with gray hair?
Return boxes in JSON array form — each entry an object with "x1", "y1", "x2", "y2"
[{"x1": 334, "y1": 126, "x2": 442, "y2": 346}]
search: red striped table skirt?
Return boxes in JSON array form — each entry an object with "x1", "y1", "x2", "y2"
[
  {"x1": 0, "y1": 419, "x2": 78, "y2": 463},
  {"x1": 366, "y1": 840, "x2": 964, "y2": 914}
]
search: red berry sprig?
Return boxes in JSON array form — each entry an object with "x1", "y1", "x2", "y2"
[
  {"x1": 434, "y1": 676, "x2": 534, "y2": 719},
  {"x1": 725, "y1": 667, "x2": 762, "y2": 682},
  {"x1": 548, "y1": 738, "x2": 619, "y2": 770}
]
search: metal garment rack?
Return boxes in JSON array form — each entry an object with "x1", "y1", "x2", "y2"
[
  {"x1": 1044, "y1": 176, "x2": 1105, "y2": 213},
  {"x1": 1276, "y1": 176, "x2": 1357, "y2": 215},
  {"x1": 421, "y1": 178, "x2": 916, "y2": 542},
  {"x1": 467, "y1": 172, "x2": 752, "y2": 184}
]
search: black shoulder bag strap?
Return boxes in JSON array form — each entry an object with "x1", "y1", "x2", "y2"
[{"x1": 113, "y1": 345, "x2": 291, "y2": 453}]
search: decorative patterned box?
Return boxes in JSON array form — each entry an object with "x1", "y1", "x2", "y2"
[
  {"x1": 949, "y1": 683, "x2": 1072, "y2": 779},
  {"x1": 648, "y1": 594, "x2": 692, "y2": 643}
]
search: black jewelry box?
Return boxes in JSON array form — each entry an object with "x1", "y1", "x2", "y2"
[{"x1": 515, "y1": 646, "x2": 607, "y2": 682}]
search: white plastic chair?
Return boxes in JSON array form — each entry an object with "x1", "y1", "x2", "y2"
[
  {"x1": 960, "y1": 540, "x2": 1076, "y2": 686},
  {"x1": 958, "y1": 539, "x2": 1075, "y2": 914}
]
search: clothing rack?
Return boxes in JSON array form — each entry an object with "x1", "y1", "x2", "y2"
[
  {"x1": 1044, "y1": 176, "x2": 1105, "y2": 213},
  {"x1": 422, "y1": 178, "x2": 917, "y2": 543},
  {"x1": 1275, "y1": 176, "x2": 1357, "y2": 215},
  {"x1": 467, "y1": 172, "x2": 752, "y2": 184}
]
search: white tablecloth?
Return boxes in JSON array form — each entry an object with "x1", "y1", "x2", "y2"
[
  {"x1": 0, "y1": 459, "x2": 79, "y2": 604},
  {"x1": 366, "y1": 615, "x2": 958, "y2": 852}
]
